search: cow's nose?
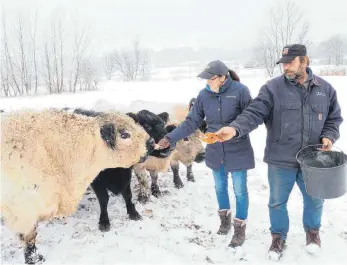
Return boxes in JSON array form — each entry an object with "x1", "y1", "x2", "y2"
[{"x1": 146, "y1": 138, "x2": 155, "y2": 147}]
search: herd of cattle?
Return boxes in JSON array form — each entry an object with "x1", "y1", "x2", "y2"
[{"x1": 0, "y1": 98, "x2": 208, "y2": 264}]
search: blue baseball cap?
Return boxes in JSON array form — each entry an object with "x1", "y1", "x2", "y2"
[
  {"x1": 276, "y1": 44, "x2": 307, "y2": 64},
  {"x1": 197, "y1": 60, "x2": 229, "y2": 79}
]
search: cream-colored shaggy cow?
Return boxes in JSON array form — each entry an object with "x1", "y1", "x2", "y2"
[{"x1": 1, "y1": 108, "x2": 152, "y2": 264}]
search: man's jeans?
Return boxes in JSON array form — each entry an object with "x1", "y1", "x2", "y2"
[
  {"x1": 212, "y1": 165, "x2": 248, "y2": 220},
  {"x1": 268, "y1": 165, "x2": 324, "y2": 240}
]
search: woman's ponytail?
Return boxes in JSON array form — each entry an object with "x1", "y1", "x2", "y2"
[{"x1": 228, "y1": 69, "x2": 240, "y2": 82}]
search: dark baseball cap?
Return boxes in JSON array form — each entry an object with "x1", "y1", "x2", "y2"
[
  {"x1": 276, "y1": 44, "x2": 307, "y2": 64},
  {"x1": 197, "y1": 60, "x2": 229, "y2": 79}
]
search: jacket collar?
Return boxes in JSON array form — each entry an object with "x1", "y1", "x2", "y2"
[
  {"x1": 205, "y1": 76, "x2": 232, "y2": 94},
  {"x1": 286, "y1": 67, "x2": 320, "y2": 87}
]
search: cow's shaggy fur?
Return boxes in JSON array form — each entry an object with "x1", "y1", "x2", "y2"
[{"x1": 1, "y1": 108, "x2": 151, "y2": 264}]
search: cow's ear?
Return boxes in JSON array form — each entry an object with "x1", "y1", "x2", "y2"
[
  {"x1": 165, "y1": 124, "x2": 176, "y2": 133},
  {"x1": 188, "y1": 98, "x2": 196, "y2": 110},
  {"x1": 158, "y1": 112, "x2": 169, "y2": 123},
  {"x1": 199, "y1": 120, "x2": 208, "y2": 133},
  {"x1": 100, "y1": 123, "x2": 116, "y2": 150},
  {"x1": 126, "y1": 112, "x2": 139, "y2": 124}
]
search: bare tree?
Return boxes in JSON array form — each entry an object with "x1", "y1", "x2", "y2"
[
  {"x1": 140, "y1": 50, "x2": 151, "y2": 80},
  {"x1": 41, "y1": 19, "x2": 65, "y2": 94},
  {"x1": 1, "y1": 10, "x2": 23, "y2": 96},
  {"x1": 1, "y1": 12, "x2": 34, "y2": 96},
  {"x1": 80, "y1": 58, "x2": 99, "y2": 91},
  {"x1": 255, "y1": 40, "x2": 277, "y2": 77},
  {"x1": 30, "y1": 12, "x2": 39, "y2": 94},
  {"x1": 42, "y1": 37, "x2": 54, "y2": 93},
  {"x1": 49, "y1": 19, "x2": 65, "y2": 93},
  {"x1": 1, "y1": 10, "x2": 96, "y2": 97},
  {"x1": 16, "y1": 15, "x2": 30, "y2": 95},
  {"x1": 104, "y1": 52, "x2": 115, "y2": 80},
  {"x1": 1, "y1": 11, "x2": 14, "y2": 96},
  {"x1": 0, "y1": 67, "x2": 10, "y2": 96},
  {"x1": 112, "y1": 39, "x2": 149, "y2": 81},
  {"x1": 70, "y1": 27, "x2": 90, "y2": 93},
  {"x1": 59, "y1": 21, "x2": 64, "y2": 93},
  {"x1": 133, "y1": 39, "x2": 141, "y2": 80},
  {"x1": 1, "y1": 36, "x2": 12, "y2": 96},
  {"x1": 1, "y1": 12, "x2": 64, "y2": 96},
  {"x1": 255, "y1": 0, "x2": 310, "y2": 76},
  {"x1": 321, "y1": 35, "x2": 346, "y2": 66}
]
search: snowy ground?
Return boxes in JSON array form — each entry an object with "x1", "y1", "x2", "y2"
[{"x1": 1, "y1": 75, "x2": 347, "y2": 264}]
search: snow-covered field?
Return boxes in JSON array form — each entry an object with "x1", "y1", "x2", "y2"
[{"x1": 1, "y1": 74, "x2": 347, "y2": 265}]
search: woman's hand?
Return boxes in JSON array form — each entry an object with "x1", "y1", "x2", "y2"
[{"x1": 157, "y1": 137, "x2": 170, "y2": 149}]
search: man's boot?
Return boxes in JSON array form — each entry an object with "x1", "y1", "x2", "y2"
[
  {"x1": 217, "y1": 209, "x2": 231, "y2": 235},
  {"x1": 228, "y1": 218, "x2": 247, "y2": 248},
  {"x1": 268, "y1": 233, "x2": 286, "y2": 261},
  {"x1": 306, "y1": 229, "x2": 321, "y2": 254}
]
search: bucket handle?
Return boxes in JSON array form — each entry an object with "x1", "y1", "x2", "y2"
[{"x1": 296, "y1": 144, "x2": 345, "y2": 164}]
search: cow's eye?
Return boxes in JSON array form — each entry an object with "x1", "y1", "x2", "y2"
[
  {"x1": 144, "y1": 124, "x2": 152, "y2": 131},
  {"x1": 120, "y1": 132, "x2": 131, "y2": 139},
  {"x1": 183, "y1": 137, "x2": 189, "y2": 141}
]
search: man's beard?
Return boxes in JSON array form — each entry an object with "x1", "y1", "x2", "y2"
[{"x1": 285, "y1": 66, "x2": 305, "y2": 81}]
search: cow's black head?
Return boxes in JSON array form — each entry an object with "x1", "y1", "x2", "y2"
[{"x1": 127, "y1": 110, "x2": 172, "y2": 158}]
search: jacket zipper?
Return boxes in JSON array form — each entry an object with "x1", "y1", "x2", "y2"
[
  {"x1": 301, "y1": 86, "x2": 311, "y2": 148},
  {"x1": 218, "y1": 95, "x2": 225, "y2": 164},
  {"x1": 301, "y1": 96, "x2": 305, "y2": 148}
]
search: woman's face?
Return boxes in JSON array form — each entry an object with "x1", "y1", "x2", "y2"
[{"x1": 207, "y1": 75, "x2": 226, "y2": 91}]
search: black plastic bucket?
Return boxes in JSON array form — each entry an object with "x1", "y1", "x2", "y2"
[{"x1": 296, "y1": 144, "x2": 347, "y2": 199}]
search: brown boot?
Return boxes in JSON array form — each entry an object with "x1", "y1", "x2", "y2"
[
  {"x1": 306, "y1": 229, "x2": 321, "y2": 246},
  {"x1": 228, "y1": 218, "x2": 247, "y2": 248},
  {"x1": 306, "y1": 229, "x2": 321, "y2": 254},
  {"x1": 268, "y1": 233, "x2": 286, "y2": 260},
  {"x1": 217, "y1": 210, "x2": 231, "y2": 235}
]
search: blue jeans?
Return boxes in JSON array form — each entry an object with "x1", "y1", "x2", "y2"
[
  {"x1": 212, "y1": 165, "x2": 248, "y2": 220},
  {"x1": 268, "y1": 165, "x2": 324, "y2": 240}
]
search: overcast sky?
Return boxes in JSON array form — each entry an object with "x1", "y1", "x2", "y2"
[{"x1": 2, "y1": 0, "x2": 347, "y2": 53}]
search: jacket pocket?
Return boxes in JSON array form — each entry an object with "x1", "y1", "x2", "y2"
[
  {"x1": 310, "y1": 104, "x2": 329, "y2": 142},
  {"x1": 273, "y1": 102, "x2": 301, "y2": 144},
  {"x1": 224, "y1": 135, "x2": 251, "y2": 153}
]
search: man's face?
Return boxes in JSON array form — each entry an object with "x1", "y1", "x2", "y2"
[{"x1": 282, "y1": 56, "x2": 306, "y2": 80}]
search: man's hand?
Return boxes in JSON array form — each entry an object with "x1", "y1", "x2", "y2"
[
  {"x1": 320, "y1": 137, "x2": 333, "y2": 151},
  {"x1": 157, "y1": 137, "x2": 170, "y2": 149},
  {"x1": 215, "y1": 126, "x2": 237, "y2": 142}
]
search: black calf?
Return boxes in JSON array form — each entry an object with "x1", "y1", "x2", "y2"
[{"x1": 91, "y1": 168, "x2": 141, "y2": 232}]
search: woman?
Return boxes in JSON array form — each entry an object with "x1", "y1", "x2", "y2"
[{"x1": 158, "y1": 60, "x2": 255, "y2": 248}]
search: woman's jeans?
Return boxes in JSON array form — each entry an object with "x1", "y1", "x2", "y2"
[{"x1": 212, "y1": 165, "x2": 248, "y2": 220}]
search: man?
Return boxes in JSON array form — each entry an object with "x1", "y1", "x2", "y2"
[{"x1": 215, "y1": 44, "x2": 343, "y2": 260}]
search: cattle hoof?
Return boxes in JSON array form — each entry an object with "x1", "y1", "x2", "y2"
[
  {"x1": 187, "y1": 176, "x2": 195, "y2": 182},
  {"x1": 174, "y1": 179, "x2": 184, "y2": 189},
  {"x1": 25, "y1": 252, "x2": 45, "y2": 264},
  {"x1": 98, "y1": 221, "x2": 111, "y2": 232},
  {"x1": 152, "y1": 189, "x2": 161, "y2": 198},
  {"x1": 129, "y1": 212, "x2": 142, "y2": 221},
  {"x1": 138, "y1": 194, "x2": 149, "y2": 204},
  {"x1": 24, "y1": 242, "x2": 45, "y2": 264},
  {"x1": 161, "y1": 190, "x2": 171, "y2": 196},
  {"x1": 151, "y1": 184, "x2": 162, "y2": 198}
]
